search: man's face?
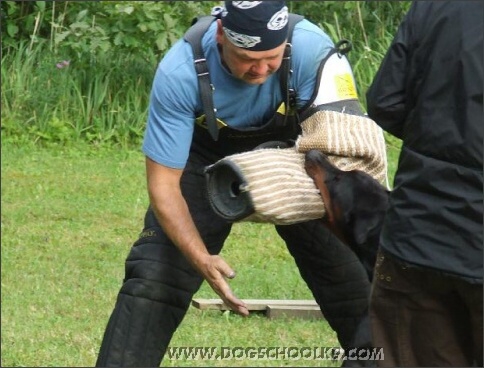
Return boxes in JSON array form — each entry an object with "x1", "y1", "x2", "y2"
[{"x1": 216, "y1": 20, "x2": 286, "y2": 85}]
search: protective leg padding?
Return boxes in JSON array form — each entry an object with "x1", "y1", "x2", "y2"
[
  {"x1": 95, "y1": 242, "x2": 204, "y2": 367},
  {"x1": 276, "y1": 220, "x2": 372, "y2": 351},
  {"x1": 96, "y1": 293, "x2": 190, "y2": 367}
]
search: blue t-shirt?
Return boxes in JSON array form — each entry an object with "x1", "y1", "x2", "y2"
[{"x1": 143, "y1": 19, "x2": 334, "y2": 169}]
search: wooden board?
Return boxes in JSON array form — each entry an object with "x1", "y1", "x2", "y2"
[
  {"x1": 191, "y1": 298, "x2": 319, "y2": 311},
  {"x1": 191, "y1": 298, "x2": 324, "y2": 319},
  {"x1": 266, "y1": 305, "x2": 324, "y2": 320}
]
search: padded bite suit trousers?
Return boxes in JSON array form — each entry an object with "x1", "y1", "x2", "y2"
[{"x1": 96, "y1": 157, "x2": 372, "y2": 367}]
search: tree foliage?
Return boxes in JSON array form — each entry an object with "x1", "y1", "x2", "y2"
[
  {"x1": 1, "y1": 1, "x2": 411, "y2": 147},
  {"x1": 2, "y1": 1, "x2": 410, "y2": 61},
  {"x1": 1, "y1": 1, "x2": 219, "y2": 64}
]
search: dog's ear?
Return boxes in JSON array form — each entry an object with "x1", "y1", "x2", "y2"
[
  {"x1": 351, "y1": 189, "x2": 389, "y2": 246},
  {"x1": 352, "y1": 210, "x2": 384, "y2": 246}
]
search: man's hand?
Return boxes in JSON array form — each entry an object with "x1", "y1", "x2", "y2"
[{"x1": 198, "y1": 254, "x2": 249, "y2": 316}]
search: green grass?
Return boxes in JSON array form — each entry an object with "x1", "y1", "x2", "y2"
[
  {"x1": 2, "y1": 140, "x2": 353, "y2": 367},
  {"x1": 1, "y1": 142, "x2": 146, "y2": 366}
]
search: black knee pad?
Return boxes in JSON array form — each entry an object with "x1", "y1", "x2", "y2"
[
  {"x1": 122, "y1": 240, "x2": 202, "y2": 304},
  {"x1": 120, "y1": 221, "x2": 205, "y2": 303}
]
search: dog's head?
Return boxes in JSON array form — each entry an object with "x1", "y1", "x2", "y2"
[
  {"x1": 304, "y1": 149, "x2": 389, "y2": 246},
  {"x1": 304, "y1": 149, "x2": 340, "y2": 184},
  {"x1": 304, "y1": 149, "x2": 389, "y2": 281}
]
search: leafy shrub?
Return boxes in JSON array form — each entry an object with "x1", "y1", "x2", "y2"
[{"x1": 1, "y1": 1, "x2": 410, "y2": 148}]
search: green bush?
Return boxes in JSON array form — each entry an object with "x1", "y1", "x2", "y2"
[
  {"x1": 1, "y1": 1, "x2": 218, "y2": 146},
  {"x1": 1, "y1": 1, "x2": 410, "y2": 148},
  {"x1": 1, "y1": 1, "x2": 218, "y2": 58}
]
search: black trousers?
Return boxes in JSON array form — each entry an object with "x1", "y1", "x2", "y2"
[{"x1": 96, "y1": 158, "x2": 372, "y2": 367}]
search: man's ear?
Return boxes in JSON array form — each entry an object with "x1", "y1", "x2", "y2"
[{"x1": 216, "y1": 19, "x2": 224, "y2": 44}]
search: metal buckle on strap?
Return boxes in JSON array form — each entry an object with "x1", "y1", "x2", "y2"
[
  {"x1": 283, "y1": 42, "x2": 292, "y2": 60},
  {"x1": 194, "y1": 58, "x2": 209, "y2": 77}
]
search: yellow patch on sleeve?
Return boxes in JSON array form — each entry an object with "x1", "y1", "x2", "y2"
[{"x1": 334, "y1": 73, "x2": 358, "y2": 99}]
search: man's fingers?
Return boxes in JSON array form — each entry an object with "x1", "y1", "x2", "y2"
[
  {"x1": 218, "y1": 284, "x2": 249, "y2": 316},
  {"x1": 223, "y1": 293, "x2": 249, "y2": 316},
  {"x1": 212, "y1": 259, "x2": 248, "y2": 315},
  {"x1": 201, "y1": 255, "x2": 248, "y2": 316},
  {"x1": 216, "y1": 260, "x2": 236, "y2": 279},
  {"x1": 214, "y1": 275, "x2": 246, "y2": 310}
]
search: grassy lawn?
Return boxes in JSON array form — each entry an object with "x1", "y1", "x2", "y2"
[
  {"x1": 1, "y1": 139, "x2": 400, "y2": 367},
  {"x1": 0, "y1": 141, "x2": 334, "y2": 367}
]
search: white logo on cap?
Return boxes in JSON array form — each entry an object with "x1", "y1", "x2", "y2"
[
  {"x1": 223, "y1": 27, "x2": 261, "y2": 48},
  {"x1": 232, "y1": 1, "x2": 262, "y2": 9},
  {"x1": 268, "y1": 6, "x2": 288, "y2": 30}
]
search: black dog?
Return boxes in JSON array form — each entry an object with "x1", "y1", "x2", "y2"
[{"x1": 304, "y1": 149, "x2": 389, "y2": 280}]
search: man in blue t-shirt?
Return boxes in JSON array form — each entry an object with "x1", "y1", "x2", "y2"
[{"x1": 96, "y1": 2, "x2": 373, "y2": 366}]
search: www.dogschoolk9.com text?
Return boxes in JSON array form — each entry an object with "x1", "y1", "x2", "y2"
[{"x1": 167, "y1": 346, "x2": 384, "y2": 361}]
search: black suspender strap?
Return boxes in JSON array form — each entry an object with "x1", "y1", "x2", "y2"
[
  {"x1": 184, "y1": 16, "x2": 220, "y2": 141},
  {"x1": 184, "y1": 13, "x2": 304, "y2": 141},
  {"x1": 279, "y1": 14, "x2": 304, "y2": 122}
]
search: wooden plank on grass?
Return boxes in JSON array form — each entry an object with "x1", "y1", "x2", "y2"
[
  {"x1": 191, "y1": 298, "x2": 319, "y2": 311},
  {"x1": 266, "y1": 305, "x2": 324, "y2": 320}
]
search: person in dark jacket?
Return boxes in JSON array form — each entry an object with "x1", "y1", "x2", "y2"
[{"x1": 366, "y1": 1, "x2": 483, "y2": 366}]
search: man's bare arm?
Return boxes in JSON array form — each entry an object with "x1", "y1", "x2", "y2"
[{"x1": 145, "y1": 157, "x2": 249, "y2": 316}]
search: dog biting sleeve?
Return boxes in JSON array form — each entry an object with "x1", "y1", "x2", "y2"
[
  {"x1": 205, "y1": 111, "x2": 388, "y2": 225},
  {"x1": 295, "y1": 110, "x2": 388, "y2": 184}
]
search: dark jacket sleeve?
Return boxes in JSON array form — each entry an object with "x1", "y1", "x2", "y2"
[{"x1": 366, "y1": 4, "x2": 416, "y2": 139}]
